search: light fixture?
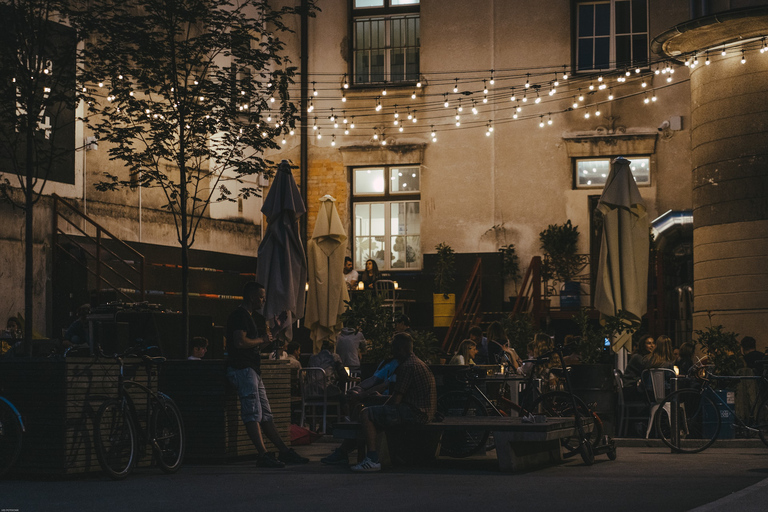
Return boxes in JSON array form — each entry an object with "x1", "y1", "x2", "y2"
[
  {"x1": 453, "y1": 78, "x2": 459, "y2": 93},
  {"x1": 489, "y1": 69, "x2": 495, "y2": 85},
  {"x1": 312, "y1": 81, "x2": 317, "y2": 96}
]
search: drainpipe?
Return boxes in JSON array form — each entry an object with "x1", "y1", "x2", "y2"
[{"x1": 300, "y1": 0, "x2": 309, "y2": 245}]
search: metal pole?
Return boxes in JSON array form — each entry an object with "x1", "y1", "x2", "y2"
[{"x1": 299, "y1": 0, "x2": 309, "y2": 245}]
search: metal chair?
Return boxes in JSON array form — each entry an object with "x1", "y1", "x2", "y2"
[
  {"x1": 642, "y1": 368, "x2": 676, "y2": 438},
  {"x1": 374, "y1": 279, "x2": 403, "y2": 316},
  {"x1": 614, "y1": 369, "x2": 650, "y2": 437},
  {"x1": 298, "y1": 367, "x2": 341, "y2": 434}
]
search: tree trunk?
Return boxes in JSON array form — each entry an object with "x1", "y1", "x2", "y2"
[
  {"x1": 179, "y1": 137, "x2": 190, "y2": 350},
  {"x1": 24, "y1": 113, "x2": 35, "y2": 346}
]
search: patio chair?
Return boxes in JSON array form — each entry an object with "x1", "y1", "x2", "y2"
[
  {"x1": 614, "y1": 368, "x2": 649, "y2": 437},
  {"x1": 643, "y1": 367, "x2": 676, "y2": 438},
  {"x1": 374, "y1": 279, "x2": 404, "y2": 316},
  {"x1": 298, "y1": 367, "x2": 341, "y2": 434}
]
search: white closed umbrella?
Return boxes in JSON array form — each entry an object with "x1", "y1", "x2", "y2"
[
  {"x1": 305, "y1": 195, "x2": 349, "y2": 353},
  {"x1": 594, "y1": 157, "x2": 650, "y2": 352}
]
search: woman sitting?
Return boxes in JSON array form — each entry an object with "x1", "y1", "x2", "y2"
[
  {"x1": 358, "y1": 259, "x2": 380, "y2": 290},
  {"x1": 486, "y1": 321, "x2": 522, "y2": 371},
  {"x1": 532, "y1": 333, "x2": 562, "y2": 391},
  {"x1": 644, "y1": 335, "x2": 676, "y2": 369},
  {"x1": 622, "y1": 335, "x2": 655, "y2": 387},
  {"x1": 449, "y1": 339, "x2": 478, "y2": 365}
]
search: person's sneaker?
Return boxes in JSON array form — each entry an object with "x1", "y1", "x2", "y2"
[
  {"x1": 321, "y1": 449, "x2": 349, "y2": 466},
  {"x1": 350, "y1": 457, "x2": 381, "y2": 472},
  {"x1": 278, "y1": 448, "x2": 309, "y2": 464},
  {"x1": 256, "y1": 453, "x2": 286, "y2": 468}
]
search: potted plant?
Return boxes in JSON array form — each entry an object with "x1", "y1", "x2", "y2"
[
  {"x1": 695, "y1": 322, "x2": 741, "y2": 439},
  {"x1": 539, "y1": 220, "x2": 586, "y2": 310},
  {"x1": 433, "y1": 242, "x2": 456, "y2": 327},
  {"x1": 500, "y1": 243, "x2": 521, "y2": 303}
]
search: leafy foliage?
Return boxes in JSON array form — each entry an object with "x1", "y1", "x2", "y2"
[
  {"x1": 341, "y1": 292, "x2": 394, "y2": 364},
  {"x1": 573, "y1": 308, "x2": 635, "y2": 364},
  {"x1": 695, "y1": 324, "x2": 742, "y2": 377},
  {"x1": 433, "y1": 242, "x2": 455, "y2": 295},
  {"x1": 501, "y1": 312, "x2": 537, "y2": 357},
  {"x1": 539, "y1": 220, "x2": 583, "y2": 283},
  {"x1": 500, "y1": 243, "x2": 520, "y2": 283}
]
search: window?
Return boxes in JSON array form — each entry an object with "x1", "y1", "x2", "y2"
[
  {"x1": 352, "y1": 166, "x2": 421, "y2": 270},
  {"x1": 352, "y1": 1, "x2": 420, "y2": 85},
  {"x1": 576, "y1": 0, "x2": 648, "y2": 71},
  {"x1": 575, "y1": 157, "x2": 650, "y2": 188}
]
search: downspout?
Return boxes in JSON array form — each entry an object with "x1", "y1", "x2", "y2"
[{"x1": 300, "y1": 0, "x2": 309, "y2": 245}]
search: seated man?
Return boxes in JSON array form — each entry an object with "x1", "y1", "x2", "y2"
[
  {"x1": 187, "y1": 336, "x2": 208, "y2": 360},
  {"x1": 350, "y1": 333, "x2": 436, "y2": 473}
]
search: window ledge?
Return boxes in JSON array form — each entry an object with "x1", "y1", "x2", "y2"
[
  {"x1": 562, "y1": 130, "x2": 658, "y2": 157},
  {"x1": 339, "y1": 142, "x2": 426, "y2": 167}
]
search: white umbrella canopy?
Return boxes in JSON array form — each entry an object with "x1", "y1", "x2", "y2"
[
  {"x1": 256, "y1": 160, "x2": 307, "y2": 340},
  {"x1": 594, "y1": 157, "x2": 650, "y2": 352},
  {"x1": 305, "y1": 195, "x2": 349, "y2": 353}
]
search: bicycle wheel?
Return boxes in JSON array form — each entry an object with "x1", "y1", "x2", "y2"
[
  {"x1": 437, "y1": 391, "x2": 489, "y2": 458},
  {"x1": 151, "y1": 394, "x2": 185, "y2": 473},
  {"x1": 0, "y1": 399, "x2": 23, "y2": 478},
  {"x1": 655, "y1": 388, "x2": 719, "y2": 453},
  {"x1": 754, "y1": 397, "x2": 768, "y2": 448},
  {"x1": 94, "y1": 399, "x2": 137, "y2": 479},
  {"x1": 530, "y1": 391, "x2": 604, "y2": 454}
]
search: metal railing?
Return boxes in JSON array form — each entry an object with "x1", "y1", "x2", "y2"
[
  {"x1": 52, "y1": 194, "x2": 145, "y2": 304},
  {"x1": 442, "y1": 257, "x2": 483, "y2": 354}
]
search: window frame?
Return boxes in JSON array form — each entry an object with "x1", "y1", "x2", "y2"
[
  {"x1": 348, "y1": 0, "x2": 420, "y2": 87},
  {"x1": 351, "y1": 165, "x2": 422, "y2": 271},
  {"x1": 574, "y1": 0, "x2": 649, "y2": 72},
  {"x1": 573, "y1": 155, "x2": 652, "y2": 189}
]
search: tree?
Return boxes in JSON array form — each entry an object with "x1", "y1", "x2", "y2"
[
  {"x1": 0, "y1": 0, "x2": 82, "y2": 344},
  {"x1": 79, "y1": 0, "x2": 315, "y2": 344}
]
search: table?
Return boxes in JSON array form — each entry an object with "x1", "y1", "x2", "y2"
[{"x1": 485, "y1": 374, "x2": 541, "y2": 406}]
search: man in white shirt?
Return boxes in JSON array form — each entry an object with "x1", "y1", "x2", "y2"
[{"x1": 343, "y1": 256, "x2": 358, "y2": 290}]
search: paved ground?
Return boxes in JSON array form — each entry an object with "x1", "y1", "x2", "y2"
[{"x1": 1, "y1": 440, "x2": 767, "y2": 512}]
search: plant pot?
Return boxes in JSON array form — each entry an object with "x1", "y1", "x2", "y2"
[
  {"x1": 568, "y1": 363, "x2": 616, "y2": 436},
  {"x1": 560, "y1": 281, "x2": 581, "y2": 310},
  {"x1": 433, "y1": 293, "x2": 455, "y2": 327},
  {"x1": 703, "y1": 389, "x2": 735, "y2": 439}
]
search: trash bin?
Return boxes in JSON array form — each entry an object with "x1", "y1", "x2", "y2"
[{"x1": 703, "y1": 389, "x2": 735, "y2": 439}]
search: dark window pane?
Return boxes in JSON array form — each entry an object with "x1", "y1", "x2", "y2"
[
  {"x1": 595, "y1": 3, "x2": 610, "y2": 36},
  {"x1": 392, "y1": 18, "x2": 402, "y2": 47},
  {"x1": 578, "y1": 4, "x2": 594, "y2": 36},
  {"x1": 616, "y1": 34, "x2": 631, "y2": 67},
  {"x1": 406, "y1": 48, "x2": 418, "y2": 80},
  {"x1": 391, "y1": 50, "x2": 404, "y2": 81},
  {"x1": 615, "y1": 0, "x2": 631, "y2": 33},
  {"x1": 356, "y1": 52, "x2": 369, "y2": 82},
  {"x1": 632, "y1": 34, "x2": 648, "y2": 66},
  {"x1": 632, "y1": 0, "x2": 647, "y2": 32},
  {"x1": 578, "y1": 39, "x2": 593, "y2": 70},
  {"x1": 595, "y1": 37, "x2": 610, "y2": 69},
  {"x1": 371, "y1": 50, "x2": 385, "y2": 82}
]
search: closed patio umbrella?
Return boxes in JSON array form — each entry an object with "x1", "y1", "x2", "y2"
[
  {"x1": 305, "y1": 195, "x2": 349, "y2": 353},
  {"x1": 594, "y1": 157, "x2": 650, "y2": 351},
  {"x1": 256, "y1": 160, "x2": 307, "y2": 340}
]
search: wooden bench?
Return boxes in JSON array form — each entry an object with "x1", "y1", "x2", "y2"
[{"x1": 333, "y1": 415, "x2": 593, "y2": 472}]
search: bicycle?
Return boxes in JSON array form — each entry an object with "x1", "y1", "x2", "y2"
[
  {"x1": 437, "y1": 349, "x2": 608, "y2": 463},
  {"x1": 0, "y1": 395, "x2": 25, "y2": 477},
  {"x1": 654, "y1": 364, "x2": 768, "y2": 453},
  {"x1": 93, "y1": 346, "x2": 185, "y2": 479}
]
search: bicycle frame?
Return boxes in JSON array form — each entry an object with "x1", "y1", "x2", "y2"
[
  {"x1": 0, "y1": 396, "x2": 25, "y2": 434},
  {"x1": 697, "y1": 375, "x2": 768, "y2": 433},
  {"x1": 113, "y1": 356, "x2": 161, "y2": 450}
]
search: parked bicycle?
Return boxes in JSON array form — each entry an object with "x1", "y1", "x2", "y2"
[
  {"x1": 437, "y1": 347, "x2": 609, "y2": 463},
  {"x1": 654, "y1": 364, "x2": 768, "y2": 453},
  {"x1": 0, "y1": 395, "x2": 24, "y2": 477},
  {"x1": 94, "y1": 346, "x2": 185, "y2": 479}
]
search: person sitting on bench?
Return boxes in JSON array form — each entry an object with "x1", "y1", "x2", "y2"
[{"x1": 350, "y1": 333, "x2": 436, "y2": 473}]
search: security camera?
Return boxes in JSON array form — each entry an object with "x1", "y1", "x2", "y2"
[{"x1": 658, "y1": 120, "x2": 670, "y2": 131}]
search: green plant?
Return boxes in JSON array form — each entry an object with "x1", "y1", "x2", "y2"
[
  {"x1": 411, "y1": 330, "x2": 441, "y2": 364},
  {"x1": 500, "y1": 243, "x2": 520, "y2": 287},
  {"x1": 501, "y1": 312, "x2": 536, "y2": 357},
  {"x1": 539, "y1": 220, "x2": 584, "y2": 283},
  {"x1": 433, "y1": 242, "x2": 456, "y2": 296},
  {"x1": 573, "y1": 308, "x2": 634, "y2": 364},
  {"x1": 340, "y1": 292, "x2": 394, "y2": 364},
  {"x1": 695, "y1": 324, "x2": 742, "y2": 377}
]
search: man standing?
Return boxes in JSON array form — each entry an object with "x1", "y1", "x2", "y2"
[
  {"x1": 351, "y1": 333, "x2": 436, "y2": 472},
  {"x1": 336, "y1": 321, "x2": 366, "y2": 369},
  {"x1": 343, "y1": 256, "x2": 359, "y2": 290},
  {"x1": 226, "y1": 281, "x2": 308, "y2": 468}
]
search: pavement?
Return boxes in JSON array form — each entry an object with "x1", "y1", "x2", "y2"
[{"x1": 1, "y1": 438, "x2": 767, "y2": 512}]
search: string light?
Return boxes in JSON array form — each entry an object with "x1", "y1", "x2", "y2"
[
  {"x1": 524, "y1": 73, "x2": 530, "y2": 88},
  {"x1": 572, "y1": 96, "x2": 579, "y2": 109},
  {"x1": 375, "y1": 97, "x2": 382, "y2": 111},
  {"x1": 578, "y1": 89, "x2": 584, "y2": 102},
  {"x1": 382, "y1": 87, "x2": 387, "y2": 96},
  {"x1": 416, "y1": 80, "x2": 422, "y2": 87},
  {"x1": 411, "y1": 90, "x2": 417, "y2": 99},
  {"x1": 489, "y1": 69, "x2": 495, "y2": 85},
  {"x1": 705, "y1": 51, "x2": 710, "y2": 65},
  {"x1": 431, "y1": 125, "x2": 437, "y2": 142},
  {"x1": 608, "y1": 89, "x2": 614, "y2": 100},
  {"x1": 312, "y1": 81, "x2": 317, "y2": 96},
  {"x1": 331, "y1": 135, "x2": 336, "y2": 146},
  {"x1": 483, "y1": 79, "x2": 488, "y2": 95},
  {"x1": 721, "y1": 46, "x2": 727, "y2": 56},
  {"x1": 539, "y1": 115, "x2": 545, "y2": 128},
  {"x1": 741, "y1": 50, "x2": 747, "y2": 64},
  {"x1": 343, "y1": 74, "x2": 349, "y2": 89},
  {"x1": 510, "y1": 89, "x2": 516, "y2": 102},
  {"x1": 534, "y1": 90, "x2": 541, "y2": 104},
  {"x1": 307, "y1": 98, "x2": 314, "y2": 112},
  {"x1": 471, "y1": 101, "x2": 478, "y2": 115},
  {"x1": 547, "y1": 114, "x2": 553, "y2": 125},
  {"x1": 453, "y1": 78, "x2": 459, "y2": 93},
  {"x1": 553, "y1": 73, "x2": 560, "y2": 87},
  {"x1": 444, "y1": 94, "x2": 449, "y2": 108},
  {"x1": 342, "y1": 91, "x2": 347, "y2": 102},
  {"x1": 350, "y1": 117, "x2": 355, "y2": 129},
  {"x1": 562, "y1": 66, "x2": 569, "y2": 80},
  {"x1": 594, "y1": 104, "x2": 601, "y2": 117}
]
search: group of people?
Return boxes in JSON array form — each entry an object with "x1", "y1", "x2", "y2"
[
  {"x1": 226, "y1": 281, "x2": 435, "y2": 472},
  {"x1": 343, "y1": 256, "x2": 381, "y2": 290}
]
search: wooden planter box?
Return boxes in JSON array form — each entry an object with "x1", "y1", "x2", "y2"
[
  {"x1": 0, "y1": 358, "x2": 155, "y2": 476},
  {"x1": 159, "y1": 359, "x2": 290, "y2": 461}
]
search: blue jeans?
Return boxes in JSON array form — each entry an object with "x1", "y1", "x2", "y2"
[{"x1": 226, "y1": 367, "x2": 272, "y2": 423}]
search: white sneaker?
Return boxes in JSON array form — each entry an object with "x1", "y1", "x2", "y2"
[{"x1": 350, "y1": 457, "x2": 381, "y2": 472}]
